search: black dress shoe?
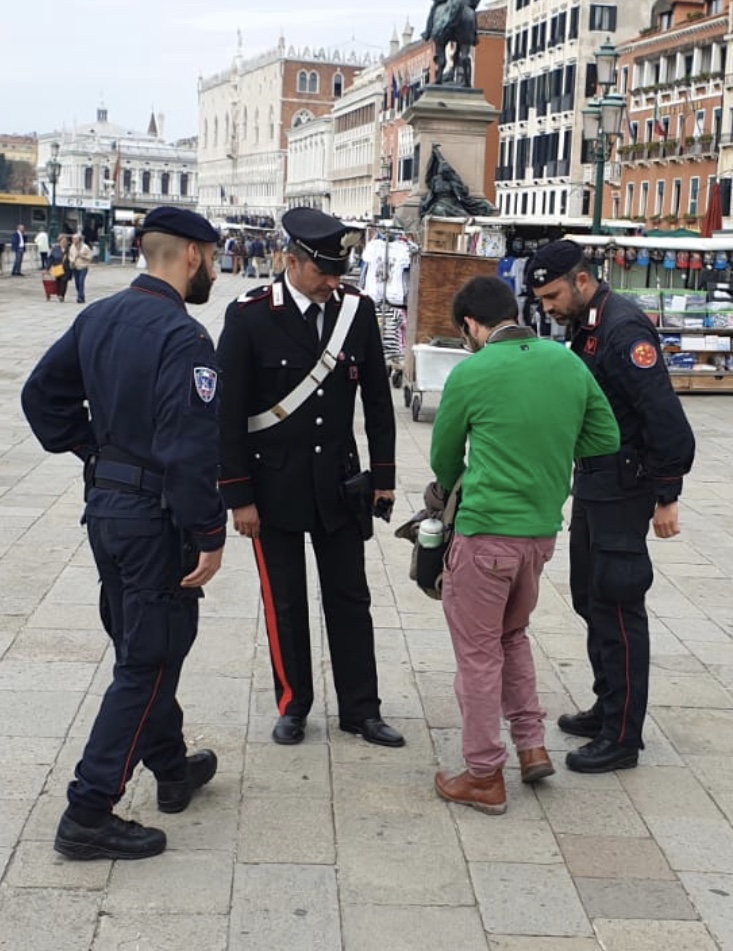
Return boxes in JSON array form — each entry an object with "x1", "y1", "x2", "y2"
[
  {"x1": 54, "y1": 811, "x2": 166, "y2": 860},
  {"x1": 273, "y1": 714, "x2": 306, "y2": 745},
  {"x1": 565, "y1": 736, "x2": 638, "y2": 774},
  {"x1": 157, "y1": 749, "x2": 218, "y2": 813},
  {"x1": 340, "y1": 717, "x2": 405, "y2": 748},
  {"x1": 557, "y1": 707, "x2": 603, "y2": 739}
]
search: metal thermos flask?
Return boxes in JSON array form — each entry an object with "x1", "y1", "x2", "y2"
[{"x1": 418, "y1": 517, "x2": 445, "y2": 549}]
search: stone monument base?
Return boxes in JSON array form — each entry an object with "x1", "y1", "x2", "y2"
[{"x1": 395, "y1": 84, "x2": 498, "y2": 235}]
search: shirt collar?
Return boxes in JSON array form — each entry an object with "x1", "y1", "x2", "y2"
[
  {"x1": 130, "y1": 274, "x2": 187, "y2": 309},
  {"x1": 283, "y1": 269, "x2": 322, "y2": 316}
]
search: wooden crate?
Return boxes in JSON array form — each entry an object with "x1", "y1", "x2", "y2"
[
  {"x1": 423, "y1": 218, "x2": 465, "y2": 254},
  {"x1": 405, "y1": 251, "x2": 498, "y2": 382}
]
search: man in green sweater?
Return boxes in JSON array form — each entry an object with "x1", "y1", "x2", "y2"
[{"x1": 431, "y1": 276, "x2": 620, "y2": 815}]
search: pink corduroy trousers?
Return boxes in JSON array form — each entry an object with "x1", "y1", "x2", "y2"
[{"x1": 442, "y1": 532, "x2": 556, "y2": 775}]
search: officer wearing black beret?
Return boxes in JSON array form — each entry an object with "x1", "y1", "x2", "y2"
[
  {"x1": 217, "y1": 206, "x2": 404, "y2": 748},
  {"x1": 22, "y1": 205, "x2": 226, "y2": 859},
  {"x1": 527, "y1": 240, "x2": 695, "y2": 773}
]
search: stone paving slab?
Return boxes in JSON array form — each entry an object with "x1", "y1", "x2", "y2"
[{"x1": 2, "y1": 267, "x2": 733, "y2": 948}]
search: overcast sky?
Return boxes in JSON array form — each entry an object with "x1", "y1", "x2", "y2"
[{"x1": 3, "y1": 0, "x2": 435, "y2": 142}]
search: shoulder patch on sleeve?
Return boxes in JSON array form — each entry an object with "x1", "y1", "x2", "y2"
[
  {"x1": 629, "y1": 339, "x2": 658, "y2": 369},
  {"x1": 193, "y1": 366, "x2": 218, "y2": 403}
]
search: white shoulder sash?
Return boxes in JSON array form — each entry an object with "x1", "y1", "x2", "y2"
[{"x1": 247, "y1": 292, "x2": 361, "y2": 433}]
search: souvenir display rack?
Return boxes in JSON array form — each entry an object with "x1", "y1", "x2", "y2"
[{"x1": 568, "y1": 234, "x2": 733, "y2": 394}]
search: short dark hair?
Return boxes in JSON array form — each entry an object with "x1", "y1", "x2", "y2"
[
  {"x1": 566, "y1": 258, "x2": 599, "y2": 283},
  {"x1": 452, "y1": 276, "x2": 519, "y2": 330}
]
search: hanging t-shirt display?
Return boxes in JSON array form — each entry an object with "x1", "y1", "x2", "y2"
[
  {"x1": 386, "y1": 239, "x2": 412, "y2": 306},
  {"x1": 361, "y1": 238, "x2": 387, "y2": 303}
]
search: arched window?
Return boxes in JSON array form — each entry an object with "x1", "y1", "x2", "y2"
[
  {"x1": 84, "y1": 167, "x2": 93, "y2": 190},
  {"x1": 269, "y1": 106, "x2": 275, "y2": 140},
  {"x1": 213, "y1": 117, "x2": 219, "y2": 147},
  {"x1": 333, "y1": 72, "x2": 344, "y2": 97},
  {"x1": 225, "y1": 114, "x2": 230, "y2": 145},
  {"x1": 308, "y1": 71, "x2": 319, "y2": 93},
  {"x1": 242, "y1": 106, "x2": 248, "y2": 139},
  {"x1": 298, "y1": 70, "x2": 308, "y2": 92},
  {"x1": 161, "y1": 172, "x2": 170, "y2": 196},
  {"x1": 254, "y1": 108, "x2": 259, "y2": 145},
  {"x1": 203, "y1": 119, "x2": 208, "y2": 149},
  {"x1": 180, "y1": 173, "x2": 189, "y2": 197},
  {"x1": 142, "y1": 171, "x2": 151, "y2": 194},
  {"x1": 123, "y1": 169, "x2": 132, "y2": 192}
]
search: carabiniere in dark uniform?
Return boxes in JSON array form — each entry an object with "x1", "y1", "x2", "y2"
[
  {"x1": 21, "y1": 206, "x2": 226, "y2": 860},
  {"x1": 217, "y1": 206, "x2": 403, "y2": 748},
  {"x1": 527, "y1": 240, "x2": 695, "y2": 773}
]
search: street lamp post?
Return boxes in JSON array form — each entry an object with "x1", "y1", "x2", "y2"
[
  {"x1": 377, "y1": 156, "x2": 392, "y2": 220},
  {"x1": 46, "y1": 141, "x2": 62, "y2": 242},
  {"x1": 582, "y1": 39, "x2": 626, "y2": 235}
]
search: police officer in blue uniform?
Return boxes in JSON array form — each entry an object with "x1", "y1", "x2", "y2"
[
  {"x1": 22, "y1": 207, "x2": 227, "y2": 860},
  {"x1": 527, "y1": 240, "x2": 695, "y2": 773},
  {"x1": 217, "y1": 207, "x2": 404, "y2": 748}
]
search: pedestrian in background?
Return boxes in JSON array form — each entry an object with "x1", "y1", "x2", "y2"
[
  {"x1": 430, "y1": 275, "x2": 620, "y2": 815},
  {"x1": 11, "y1": 223, "x2": 25, "y2": 276},
  {"x1": 46, "y1": 235, "x2": 71, "y2": 301},
  {"x1": 35, "y1": 226, "x2": 50, "y2": 270},
  {"x1": 216, "y1": 206, "x2": 404, "y2": 749},
  {"x1": 69, "y1": 233, "x2": 93, "y2": 303},
  {"x1": 22, "y1": 206, "x2": 226, "y2": 861},
  {"x1": 527, "y1": 241, "x2": 695, "y2": 773}
]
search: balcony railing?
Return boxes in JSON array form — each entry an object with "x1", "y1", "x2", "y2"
[{"x1": 617, "y1": 138, "x2": 718, "y2": 163}]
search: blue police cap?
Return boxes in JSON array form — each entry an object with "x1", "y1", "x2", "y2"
[
  {"x1": 140, "y1": 206, "x2": 219, "y2": 243},
  {"x1": 526, "y1": 240, "x2": 585, "y2": 290},
  {"x1": 282, "y1": 207, "x2": 360, "y2": 275}
]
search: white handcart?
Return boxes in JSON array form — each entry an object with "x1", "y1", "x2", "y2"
[{"x1": 403, "y1": 341, "x2": 470, "y2": 421}]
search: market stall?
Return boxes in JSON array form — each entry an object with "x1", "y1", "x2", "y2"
[{"x1": 566, "y1": 233, "x2": 733, "y2": 393}]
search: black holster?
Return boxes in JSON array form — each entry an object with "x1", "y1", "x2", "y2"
[{"x1": 341, "y1": 470, "x2": 373, "y2": 541}]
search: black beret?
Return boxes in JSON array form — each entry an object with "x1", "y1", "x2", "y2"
[
  {"x1": 282, "y1": 207, "x2": 361, "y2": 275},
  {"x1": 526, "y1": 240, "x2": 585, "y2": 290},
  {"x1": 140, "y1": 206, "x2": 219, "y2": 243}
]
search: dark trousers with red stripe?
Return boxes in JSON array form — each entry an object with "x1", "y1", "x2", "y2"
[
  {"x1": 569, "y1": 493, "x2": 655, "y2": 749},
  {"x1": 67, "y1": 516, "x2": 198, "y2": 815},
  {"x1": 254, "y1": 518, "x2": 381, "y2": 724}
]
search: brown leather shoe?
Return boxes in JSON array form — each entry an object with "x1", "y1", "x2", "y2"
[
  {"x1": 518, "y1": 747, "x2": 555, "y2": 783},
  {"x1": 434, "y1": 769, "x2": 507, "y2": 814}
]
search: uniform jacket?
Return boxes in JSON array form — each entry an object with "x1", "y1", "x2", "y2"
[
  {"x1": 571, "y1": 281, "x2": 695, "y2": 504},
  {"x1": 21, "y1": 274, "x2": 226, "y2": 552},
  {"x1": 216, "y1": 277, "x2": 396, "y2": 533}
]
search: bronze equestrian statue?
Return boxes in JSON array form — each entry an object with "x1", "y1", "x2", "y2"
[{"x1": 422, "y1": 0, "x2": 480, "y2": 87}]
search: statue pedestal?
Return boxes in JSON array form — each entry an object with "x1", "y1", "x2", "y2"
[{"x1": 393, "y1": 85, "x2": 498, "y2": 234}]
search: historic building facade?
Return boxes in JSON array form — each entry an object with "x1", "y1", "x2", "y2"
[
  {"x1": 497, "y1": 0, "x2": 656, "y2": 223},
  {"x1": 36, "y1": 107, "x2": 196, "y2": 232},
  {"x1": 613, "y1": 0, "x2": 730, "y2": 228},
  {"x1": 329, "y1": 64, "x2": 385, "y2": 220},
  {"x1": 197, "y1": 37, "x2": 366, "y2": 220}
]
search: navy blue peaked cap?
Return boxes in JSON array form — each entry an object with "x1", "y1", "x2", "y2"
[
  {"x1": 282, "y1": 207, "x2": 360, "y2": 275},
  {"x1": 140, "y1": 206, "x2": 219, "y2": 243}
]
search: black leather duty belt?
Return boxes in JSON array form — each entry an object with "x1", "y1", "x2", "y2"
[
  {"x1": 575, "y1": 453, "x2": 619, "y2": 474},
  {"x1": 91, "y1": 459, "x2": 164, "y2": 497}
]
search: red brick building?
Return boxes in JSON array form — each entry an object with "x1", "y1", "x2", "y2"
[{"x1": 611, "y1": 0, "x2": 729, "y2": 228}]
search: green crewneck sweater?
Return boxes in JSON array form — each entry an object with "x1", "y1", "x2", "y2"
[{"x1": 430, "y1": 336, "x2": 620, "y2": 537}]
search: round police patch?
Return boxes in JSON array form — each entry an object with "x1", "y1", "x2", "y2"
[
  {"x1": 630, "y1": 340, "x2": 658, "y2": 369},
  {"x1": 193, "y1": 366, "x2": 218, "y2": 402}
]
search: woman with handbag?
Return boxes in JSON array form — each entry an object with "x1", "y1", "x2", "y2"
[
  {"x1": 69, "y1": 233, "x2": 93, "y2": 303},
  {"x1": 46, "y1": 235, "x2": 71, "y2": 301}
]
